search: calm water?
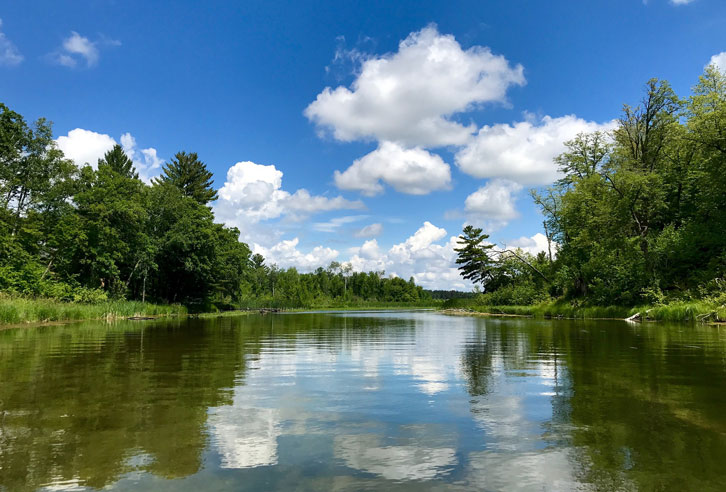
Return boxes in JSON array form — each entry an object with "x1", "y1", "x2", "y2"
[{"x1": 1, "y1": 311, "x2": 726, "y2": 491}]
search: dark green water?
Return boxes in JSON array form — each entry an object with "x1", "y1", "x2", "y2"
[{"x1": 1, "y1": 311, "x2": 725, "y2": 491}]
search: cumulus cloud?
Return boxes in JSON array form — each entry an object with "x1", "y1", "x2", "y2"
[
  {"x1": 213, "y1": 160, "x2": 364, "y2": 239},
  {"x1": 306, "y1": 25, "x2": 525, "y2": 148},
  {"x1": 354, "y1": 223, "x2": 383, "y2": 238},
  {"x1": 0, "y1": 18, "x2": 23, "y2": 66},
  {"x1": 253, "y1": 238, "x2": 339, "y2": 270},
  {"x1": 254, "y1": 221, "x2": 469, "y2": 289},
  {"x1": 334, "y1": 141, "x2": 451, "y2": 196},
  {"x1": 55, "y1": 128, "x2": 163, "y2": 182},
  {"x1": 708, "y1": 52, "x2": 726, "y2": 73},
  {"x1": 465, "y1": 179, "x2": 522, "y2": 229},
  {"x1": 56, "y1": 129, "x2": 116, "y2": 168},
  {"x1": 346, "y1": 221, "x2": 472, "y2": 290},
  {"x1": 120, "y1": 132, "x2": 163, "y2": 176},
  {"x1": 455, "y1": 114, "x2": 616, "y2": 186}
]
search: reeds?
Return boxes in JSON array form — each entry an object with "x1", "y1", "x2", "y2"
[
  {"x1": 0, "y1": 296, "x2": 187, "y2": 325},
  {"x1": 442, "y1": 298, "x2": 725, "y2": 323}
]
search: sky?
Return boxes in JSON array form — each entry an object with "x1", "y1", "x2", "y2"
[{"x1": 1, "y1": 0, "x2": 725, "y2": 290}]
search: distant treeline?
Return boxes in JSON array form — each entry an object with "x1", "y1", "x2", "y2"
[
  {"x1": 424, "y1": 290, "x2": 475, "y2": 300},
  {"x1": 0, "y1": 102, "x2": 431, "y2": 310}
]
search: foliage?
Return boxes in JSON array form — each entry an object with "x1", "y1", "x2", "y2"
[
  {"x1": 153, "y1": 151, "x2": 218, "y2": 205},
  {"x1": 0, "y1": 102, "x2": 433, "y2": 321},
  {"x1": 454, "y1": 225, "x2": 496, "y2": 285},
  {"x1": 459, "y1": 68, "x2": 726, "y2": 310}
]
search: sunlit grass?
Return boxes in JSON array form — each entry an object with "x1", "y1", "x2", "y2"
[
  {"x1": 0, "y1": 296, "x2": 187, "y2": 325},
  {"x1": 441, "y1": 298, "x2": 725, "y2": 323}
]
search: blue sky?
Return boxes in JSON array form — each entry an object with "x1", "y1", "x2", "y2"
[{"x1": 2, "y1": 0, "x2": 725, "y2": 289}]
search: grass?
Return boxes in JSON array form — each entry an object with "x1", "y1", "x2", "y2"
[
  {"x1": 235, "y1": 299, "x2": 442, "y2": 310},
  {"x1": 194, "y1": 300, "x2": 442, "y2": 318},
  {"x1": 441, "y1": 298, "x2": 726, "y2": 323},
  {"x1": 0, "y1": 296, "x2": 187, "y2": 325}
]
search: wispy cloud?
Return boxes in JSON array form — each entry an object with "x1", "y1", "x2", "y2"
[
  {"x1": 313, "y1": 215, "x2": 368, "y2": 233},
  {"x1": 49, "y1": 31, "x2": 119, "y2": 68},
  {"x1": 0, "y1": 18, "x2": 23, "y2": 66}
]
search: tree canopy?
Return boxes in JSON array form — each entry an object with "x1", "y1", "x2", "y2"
[
  {"x1": 153, "y1": 151, "x2": 218, "y2": 205},
  {"x1": 461, "y1": 68, "x2": 726, "y2": 307}
]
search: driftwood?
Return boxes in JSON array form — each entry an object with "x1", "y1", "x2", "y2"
[
  {"x1": 625, "y1": 312, "x2": 641, "y2": 322},
  {"x1": 258, "y1": 308, "x2": 281, "y2": 315}
]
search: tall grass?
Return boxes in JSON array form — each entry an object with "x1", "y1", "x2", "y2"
[
  {"x1": 0, "y1": 296, "x2": 187, "y2": 325},
  {"x1": 236, "y1": 299, "x2": 442, "y2": 310},
  {"x1": 441, "y1": 298, "x2": 725, "y2": 323}
]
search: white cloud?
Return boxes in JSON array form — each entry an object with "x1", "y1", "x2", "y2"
[
  {"x1": 214, "y1": 160, "x2": 364, "y2": 242},
  {"x1": 255, "y1": 221, "x2": 470, "y2": 289},
  {"x1": 0, "y1": 18, "x2": 23, "y2": 66},
  {"x1": 455, "y1": 114, "x2": 616, "y2": 185},
  {"x1": 671, "y1": 0, "x2": 695, "y2": 4},
  {"x1": 305, "y1": 25, "x2": 525, "y2": 148},
  {"x1": 334, "y1": 141, "x2": 451, "y2": 196},
  {"x1": 55, "y1": 128, "x2": 163, "y2": 182},
  {"x1": 253, "y1": 238, "x2": 339, "y2": 270},
  {"x1": 52, "y1": 31, "x2": 99, "y2": 67},
  {"x1": 313, "y1": 215, "x2": 367, "y2": 233},
  {"x1": 120, "y1": 132, "x2": 163, "y2": 180},
  {"x1": 354, "y1": 223, "x2": 383, "y2": 238},
  {"x1": 465, "y1": 179, "x2": 522, "y2": 229},
  {"x1": 505, "y1": 233, "x2": 554, "y2": 257},
  {"x1": 347, "y1": 221, "x2": 472, "y2": 290},
  {"x1": 56, "y1": 128, "x2": 116, "y2": 168},
  {"x1": 708, "y1": 52, "x2": 726, "y2": 73}
]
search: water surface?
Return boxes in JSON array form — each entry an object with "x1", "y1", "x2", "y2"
[{"x1": 1, "y1": 311, "x2": 725, "y2": 491}]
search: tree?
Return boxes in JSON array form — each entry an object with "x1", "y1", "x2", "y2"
[
  {"x1": 154, "y1": 151, "x2": 218, "y2": 205},
  {"x1": 454, "y1": 225, "x2": 496, "y2": 287},
  {"x1": 98, "y1": 145, "x2": 138, "y2": 179}
]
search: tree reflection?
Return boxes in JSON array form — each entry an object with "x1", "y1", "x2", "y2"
[
  {"x1": 0, "y1": 318, "x2": 248, "y2": 490},
  {"x1": 458, "y1": 318, "x2": 726, "y2": 491}
]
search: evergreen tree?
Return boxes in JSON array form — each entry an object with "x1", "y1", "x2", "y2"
[
  {"x1": 454, "y1": 225, "x2": 496, "y2": 287},
  {"x1": 98, "y1": 145, "x2": 138, "y2": 179},
  {"x1": 154, "y1": 151, "x2": 218, "y2": 205}
]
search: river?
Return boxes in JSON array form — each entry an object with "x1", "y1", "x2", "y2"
[{"x1": 1, "y1": 311, "x2": 725, "y2": 491}]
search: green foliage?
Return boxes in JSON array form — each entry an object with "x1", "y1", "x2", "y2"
[
  {"x1": 454, "y1": 225, "x2": 495, "y2": 286},
  {"x1": 153, "y1": 151, "x2": 218, "y2": 205},
  {"x1": 522, "y1": 71, "x2": 726, "y2": 306},
  {"x1": 98, "y1": 144, "x2": 138, "y2": 179},
  {"x1": 0, "y1": 101, "x2": 433, "y2": 322},
  {"x1": 0, "y1": 295, "x2": 186, "y2": 324}
]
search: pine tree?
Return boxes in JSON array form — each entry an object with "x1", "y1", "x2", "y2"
[
  {"x1": 98, "y1": 145, "x2": 138, "y2": 179},
  {"x1": 454, "y1": 225, "x2": 495, "y2": 286},
  {"x1": 153, "y1": 151, "x2": 218, "y2": 205}
]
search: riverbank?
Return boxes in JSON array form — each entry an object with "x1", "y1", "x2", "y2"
[
  {"x1": 0, "y1": 297, "x2": 187, "y2": 325},
  {"x1": 0, "y1": 297, "x2": 441, "y2": 325},
  {"x1": 440, "y1": 299, "x2": 726, "y2": 323}
]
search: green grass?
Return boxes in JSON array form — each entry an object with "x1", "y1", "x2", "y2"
[
  {"x1": 441, "y1": 298, "x2": 726, "y2": 323},
  {"x1": 235, "y1": 299, "x2": 442, "y2": 310},
  {"x1": 0, "y1": 296, "x2": 187, "y2": 325}
]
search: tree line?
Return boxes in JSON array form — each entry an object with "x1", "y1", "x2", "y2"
[
  {"x1": 456, "y1": 67, "x2": 726, "y2": 307},
  {"x1": 0, "y1": 103, "x2": 430, "y2": 309}
]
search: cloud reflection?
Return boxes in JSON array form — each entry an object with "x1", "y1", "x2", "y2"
[{"x1": 334, "y1": 433, "x2": 457, "y2": 481}]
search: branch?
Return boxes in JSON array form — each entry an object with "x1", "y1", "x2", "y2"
[{"x1": 493, "y1": 248, "x2": 550, "y2": 283}]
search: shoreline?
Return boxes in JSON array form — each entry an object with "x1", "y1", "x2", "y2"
[{"x1": 439, "y1": 304, "x2": 725, "y2": 324}]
